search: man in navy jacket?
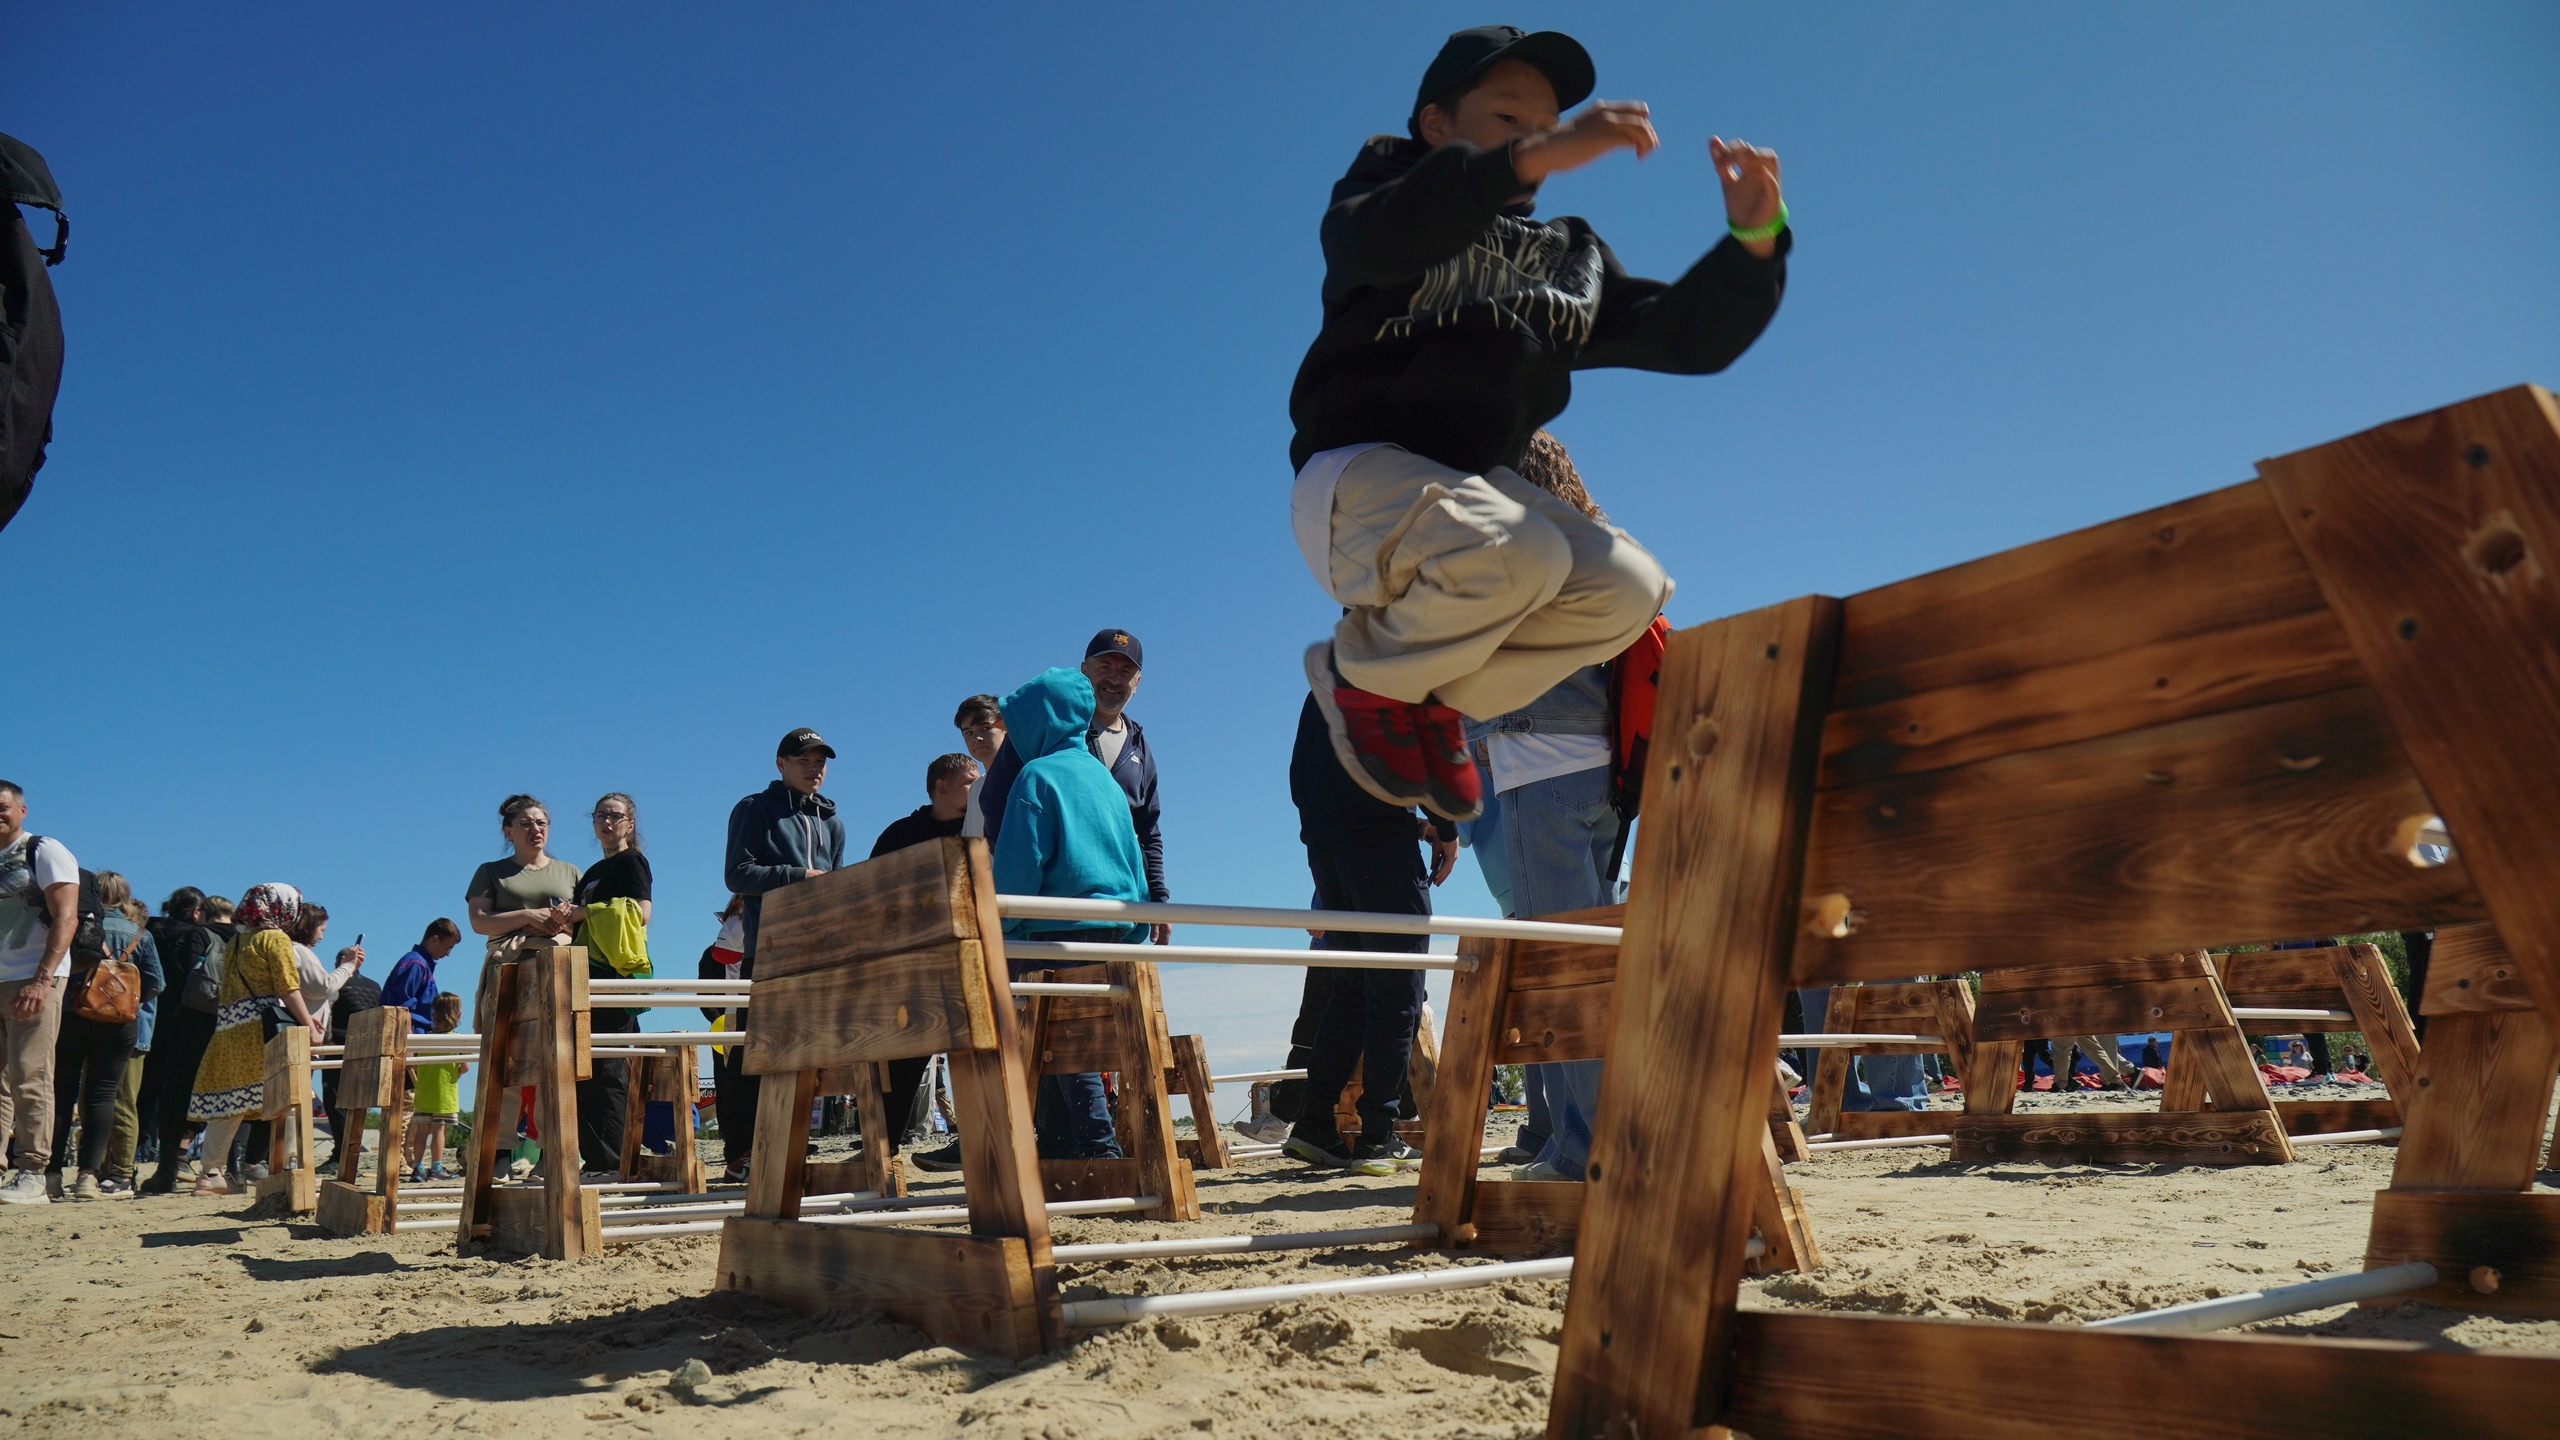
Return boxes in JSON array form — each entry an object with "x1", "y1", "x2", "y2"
[{"x1": 717, "y1": 727, "x2": 846, "y2": 1178}]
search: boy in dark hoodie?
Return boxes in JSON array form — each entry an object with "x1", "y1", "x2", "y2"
[
  {"x1": 993, "y1": 668, "x2": 1148, "y2": 1159},
  {"x1": 1292, "y1": 25, "x2": 1789, "y2": 823}
]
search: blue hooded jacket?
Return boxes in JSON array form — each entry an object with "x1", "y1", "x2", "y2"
[{"x1": 993, "y1": 668, "x2": 1146, "y2": 941}]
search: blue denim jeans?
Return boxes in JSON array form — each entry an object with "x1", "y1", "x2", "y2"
[
  {"x1": 1016, "y1": 929, "x2": 1130, "y2": 1159},
  {"x1": 1795, "y1": 987, "x2": 1929, "y2": 1112},
  {"x1": 1461, "y1": 762, "x2": 1620, "y2": 1178}
]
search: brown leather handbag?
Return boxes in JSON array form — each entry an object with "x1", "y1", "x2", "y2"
[{"x1": 71, "y1": 925, "x2": 147, "y2": 1026}]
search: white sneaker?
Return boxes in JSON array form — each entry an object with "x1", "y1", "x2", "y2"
[
  {"x1": 1511, "y1": 1160, "x2": 1575, "y2": 1183},
  {"x1": 244, "y1": 1163, "x2": 271, "y2": 1182},
  {"x1": 0, "y1": 1169, "x2": 49, "y2": 1204},
  {"x1": 1234, "y1": 1117, "x2": 1290, "y2": 1145}
]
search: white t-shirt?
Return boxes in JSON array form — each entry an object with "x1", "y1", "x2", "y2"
[
  {"x1": 1484, "y1": 732, "x2": 1611, "y2": 796},
  {"x1": 1093, "y1": 719, "x2": 1129, "y2": 771},
  {"x1": 960, "y1": 774, "x2": 988, "y2": 839},
  {"x1": 0, "y1": 834, "x2": 80, "y2": 983}
]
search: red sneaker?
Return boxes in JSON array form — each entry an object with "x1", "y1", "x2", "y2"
[
  {"x1": 1305, "y1": 643, "x2": 1432, "y2": 810},
  {"x1": 1408, "y1": 700, "x2": 1484, "y2": 822}
]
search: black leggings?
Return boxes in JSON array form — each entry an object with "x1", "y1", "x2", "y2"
[
  {"x1": 577, "y1": 1006, "x2": 639, "y2": 1172},
  {"x1": 52, "y1": 1016, "x2": 133, "y2": 1176},
  {"x1": 143, "y1": 1006, "x2": 216, "y2": 1179},
  {"x1": 1296, "y1": 834, "x2": 1431, "y2": 1142}
]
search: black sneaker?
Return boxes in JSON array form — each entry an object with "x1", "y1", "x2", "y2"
[
  {"x1": 910, "y1": 1143, "x2": 964, "y2": 1173},
  {"x1": 1283, "y1": 1132, "x2": 1358, "y2": 1170},
  {"x1": 1350, "y1": 1137, "x2": 1422, "y2": 1174}
]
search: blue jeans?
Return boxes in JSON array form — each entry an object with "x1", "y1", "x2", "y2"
[
  {"x1": 1795, "y1": 987, "x2": 1928, "y2": 1112},
  {"x1": 1016, "y1": 928, "x2": 1132, "y2": 1160},
  {"x1": 1461, "y1": 763, "x2": 1619, "y2": 1178}
]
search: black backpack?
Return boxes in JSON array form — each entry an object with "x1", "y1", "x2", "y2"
[{"x1": 1, "y1": 132, "x2": 67, "y2": 534}]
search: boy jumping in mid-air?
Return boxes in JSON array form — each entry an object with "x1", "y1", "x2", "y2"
[{"x1": 1292, "y1": 25, "x2": 1790, "y2": 821}]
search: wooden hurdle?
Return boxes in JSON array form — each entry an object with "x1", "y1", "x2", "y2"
[
  {"x1": 617, "y1": 1049, "x2": 707, "y2": 1194},
  {"x1": 716, "y1": 837, "x2": 1198, "y2": 1355},
  {"x1": 1548, "y1": 385, "x2": 2560, "y2": 1438},
  {"x1": 1415, "y1": 908, "x2": 1821, "y2": 1268},
  {"x1": 316, "y1": 1008, "x2": 410, "y2": 1234},
  {"x1": 255, "y1": 1028, "x2": 320, "y2": 1214},
  {"x1": 458, "y1": 947, "x2": 601, "y2": 1259},
  {"x1": 2212, "y1": 941, "x2": 2424, "y2": 1137}
]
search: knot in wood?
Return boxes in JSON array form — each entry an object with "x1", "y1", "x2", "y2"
[{"x1": 1686, "y1": 716, "x2": 1721, "y2": 762}]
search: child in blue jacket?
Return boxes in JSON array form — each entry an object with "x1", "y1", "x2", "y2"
[{"x1": 993, "y1": 668, "x2": 1146, "y2": 1158}]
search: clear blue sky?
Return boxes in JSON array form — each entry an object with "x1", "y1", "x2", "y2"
[{"x1": 9, "y1": 4, "x2": 2555, "y2": 1119}]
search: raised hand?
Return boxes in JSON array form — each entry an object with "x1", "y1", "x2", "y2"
[
  {"x1": 1513, "y1": 99, "x2": 1660, "y2": 183},
  {"x1": 1710, "y1": 136, "x2": 1784, "y2": 254}
]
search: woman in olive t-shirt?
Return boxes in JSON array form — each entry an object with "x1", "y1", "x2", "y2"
[{"x1": 463, "y1": 793, "x2": 582, "y2": 1174}]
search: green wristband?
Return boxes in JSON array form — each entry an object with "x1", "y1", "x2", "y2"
[{"x1": 1728, "y1": 201, "x2": 1788, "y2": 245}]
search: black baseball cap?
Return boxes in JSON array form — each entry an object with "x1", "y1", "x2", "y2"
[
  {"x1": 776, "y1": 726, "x2": 837, "y2": 760},
  {"x1": 1084, "y1": 628, "x2": 1144, "y2": 669},
  {"x1": 1412, "y1": 26, "x2": 1595, "y2": 130}
]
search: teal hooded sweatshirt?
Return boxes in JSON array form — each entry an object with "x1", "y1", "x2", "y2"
[{"x1": 993, "y1": 668, "x2": 1147, "y2": 941}]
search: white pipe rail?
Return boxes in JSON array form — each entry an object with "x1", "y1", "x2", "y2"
[
  {"x1": 1804, "y1": 1133, "x2": 1953, "y2": 1153},
  {"x1": 2288, "y1": 1127, "x2": 2403, "y2": 1147},
  {"x1": 600, "y1": 1193, "x2": 1160, "y2": 1242},
  {"x1": 2087, "y1": 1262, "x2": 2439, "y2": 1334},
  {"x1": 591, "y1": 978, "x2": 750, "y2": 992},
  {"x1": 2231, "y1": 1008, "x2": 2357, "y2": 1023},
  {"x1": 1052, "y1": 1222, "x2": 1437, "y2": 1263},
  {"x1": 1009, "y1": 982, "x2": 1127, "y2": 997},
  {"x1": 1008, "y1": 940, "x2": 1463, "y2": 972},
  {"x1": 997, "y1": 894, "x2": 1620, "y2": 945},
  {"x1": 1211, "y1": 1069, "x2": 1305, "y2": 1085},
  {"x1": 1779, "y1": 1033, "x2": 1946, "y2": 1048},
  {"x1": 1055, "y1": 1250, "x2": 1652, "y2": 1328}
]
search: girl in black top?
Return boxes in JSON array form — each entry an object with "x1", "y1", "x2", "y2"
[{"x1": 567, "y1": 791, "x2": 652, "y2": 1175}]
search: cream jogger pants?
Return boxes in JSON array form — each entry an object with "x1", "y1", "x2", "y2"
[{"x1": 1296, "y1": 445, "x2": 1672, "y2": 721}]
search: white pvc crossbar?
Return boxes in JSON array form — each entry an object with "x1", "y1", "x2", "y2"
[
  {"x1": 1052, "y1": 1222, "x2": 1438, "y2": 1263},
  {"x1": 1210, "y1": 1069, "x2": 1306, "y2": 1086},
  {"x1": 1062, "y1": 1256, "x2": 1573, "y2": 1327},
  {"x1": 587, "y1": 998, "x2": 741, "y2": 1009},
  {"x1": 2288, "y1": 1127, "x2": 2404, "y2": 1147},
  {"x1": 1009, "y1": 982, "x2": 1127, "y2": 997},
  {"x1": 600, "y1": 1193, "x2": 1159, "y2": 1242},
  {"x1": 1805, "y1": 1133, "x2": 1953, "y2": 1152},
  {"x1": 2087, "y1": 1262, "x2": 2439, "y2": 1334},
  {"x1": 2232, "y1": 1008, "x2": 2357, "y2": 1023},
  {"x1": 1779, "y1": 1033, "x2": 1946, "y2": 1048},
  {"x1": 1008, "y1": 940, "x2": 1462, "y2": 972},
  {"x1": 591, "y1": 979, "x2": 750, "y2": 992},
  {"x1": 997, "y1": 894, "x2": 1619, "y2": 945}
]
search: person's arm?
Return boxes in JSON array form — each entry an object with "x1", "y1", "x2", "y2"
[
  {"x1": 466, "y1": 872, "x2": 562, "y2": 938},
  {"x1": 8, "y1": 879, "x2": 76, "y2": 1020},
  {"x1": 319, "y1": 947, "x2": 364, "y2": 1007},
  {"x1": 1573, "y1": 225, "x2": 1790, "y2": 376},
  {"x1": 989, "y1": 782, "x2": 1052, "y2": 933},
  {"x1": 724, "y1": 797, "x2": 805, "y2": 896},
  {"x1": 283, "y1": 987, "x2": 326, "y2": 1042},
  {"x1": 1127, "y1": 737, "x2": 1170, "y2": 941}
]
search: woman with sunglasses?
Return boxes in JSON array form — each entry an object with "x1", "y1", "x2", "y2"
[{"x1": 566, "y1": 793, "x2": 651, "y2": 1178}]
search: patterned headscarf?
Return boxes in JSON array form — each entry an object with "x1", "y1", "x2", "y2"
[{"x1": 233, "y1": 883, "x2": 304, "y2": 933}]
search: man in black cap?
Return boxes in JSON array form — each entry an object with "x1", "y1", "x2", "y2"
[
  {"x1": 718, "y1": 726, "x2": 849, "y2": 1178},
  {"x1": 975, "y1": 629, "x2": 1171, "y2": 937},
  {"x1": 1288, "y1": 24, "x2": 1790, "y2": 826}
]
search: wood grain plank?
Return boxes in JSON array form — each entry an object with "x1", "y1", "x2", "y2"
[
  {"x1": 1767, "y1": 1069, "x2": 1810, "y2": 1162},
  {"x1": 1971, "y1": 978, "x2": 2234, "y2": 1041},
  {"x1": 2275, "y1": 1098, "x2": 2402, "y2": 1135},
  {"x1": 1169, "y1": 1034, "x2": 1230, "y2": 1170},
  {"x1": 2333, "y1": 943, "x2": 2424, "y2": 1095},
  {"x1": 457, "y1": 962, "x2": 516, "y2": 1250},
  {"x1": 1951, "y1": 1111, "x2": 2291, "y2": 1165},
  {"x1": 317, "y1": 1180, "x2": 386, "y2": 1236},
  {"x1": 850, "y1": 1062, "x2": 907, "y2": 1199},
  {"x1": 1829, "y1": 1109, "x2": 1960, "y2": 1140},
  {"x1": 1842, "y1": 983, "x2": 1942, "y2": 1021},
  {"x1": 743, "y1": 942, "x2": 995, "y2": 1073},
  {"x1": 716, "y1": 1218, "x2": 1042, "y2": 1358},
  {"x1": 1468, "y1": 1179, "x2": 1583, "y2": 1256},
  {"x1": 1802, "y1": 986, "x2": 1858, "y2": 1137},
  {"x1": 949, "y1": 838, "x2": 1061, "y2": 1351},
  {"x1": 2260, "y1": 384, "x2": 2560, "y2": 1022},
  {"x1": 752, "y1": 837, "x2": 974, "y2": 981},
  {"x1": 1797, "y1": 685, "x2": 2487, "y2": 982},
  {"x1": 1549, "y1": 596, "x2": 1841, "y2": 1440},
  {"x1": 1979, "y1": 952, "x2": 2213, "y2": 991},
  {"x1": 1822, "y1": 482, "x2": 2360, "y2": 786},
  {"x1": 1750, "y1": 1125, "x2": 1821, "y2": 1273},
  {"x1": 2364, "y1": 1191, "x2": 2560, "y2": 1320},
  {"x1": 491, "y1": 1184, "x2": 600, "y2": 1258},
  {"x1": 1963, "y1": 1039, "x2": 2025, "y2": 1116},
  {"x1": 2389, "y1": 1008, "x2": 2559, "y2": 1191},
  {"x1": 1493, "y1": 982, "x2": 1614, "y2": 1064},
  {"x1": 1111, "y1": 957, "x2": 1197, "y2": 1221},
  {"x1": 743, "y1": 1069, "x2": 817, "y2": 1220},
  {"x1": 1414, "y1": 936, "x2": 1507, "y2": 1250},
  {"x1": 2426, "y1": 923, "x2": 2537, "y2": 1015},
  {"x1": 1723, "y1": 1309, "x2": 2560, "y2": 1439},
  {"x1": 531, "y1": 950, "x2": 587, "y2": 1257}
]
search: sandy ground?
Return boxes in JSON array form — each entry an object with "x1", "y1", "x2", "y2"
[{"x1": 5, "y1": 1087, "x2": 2554, "y2": 1438}]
